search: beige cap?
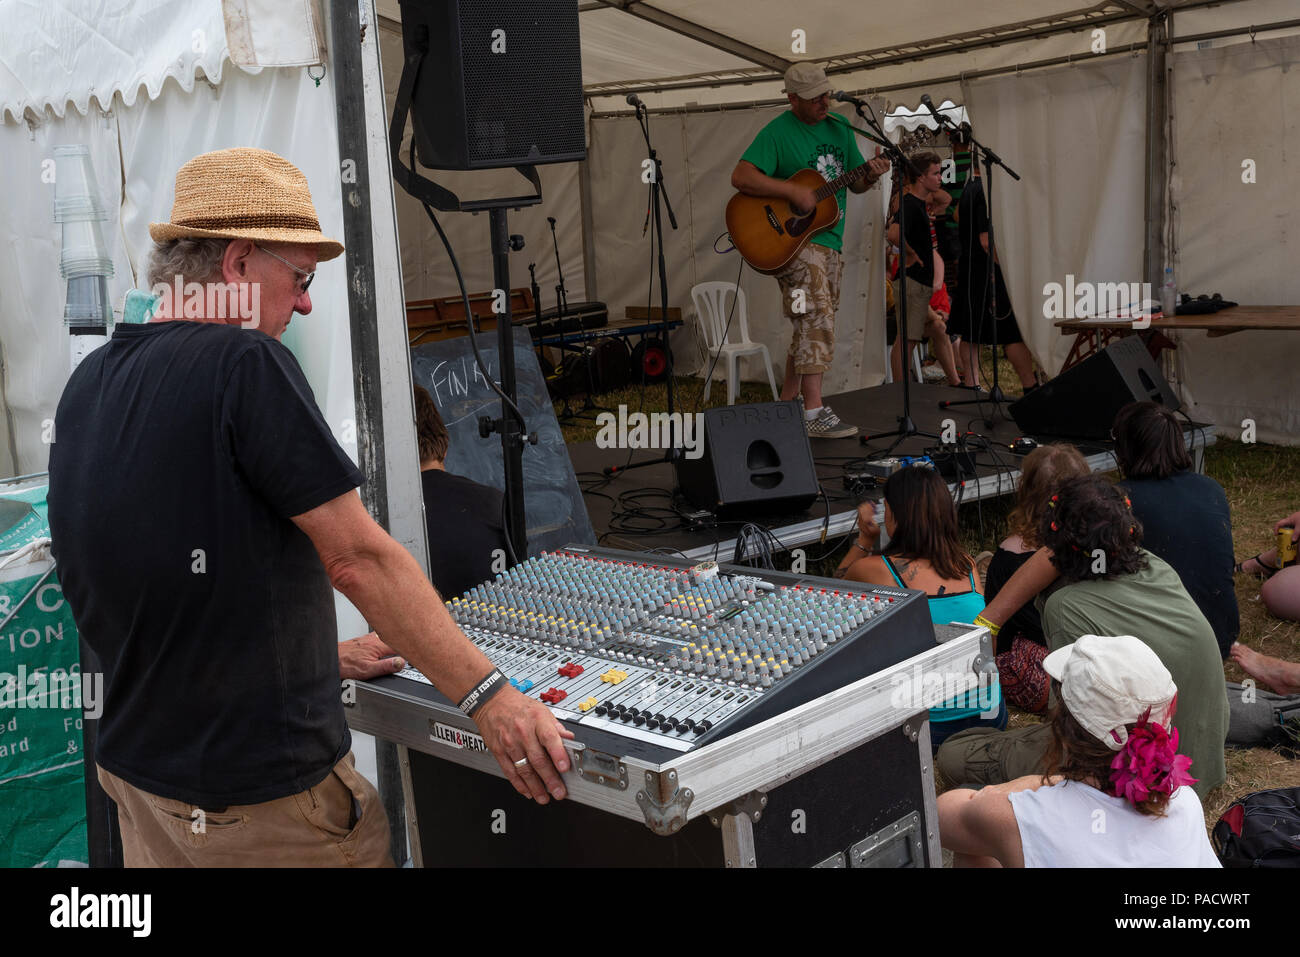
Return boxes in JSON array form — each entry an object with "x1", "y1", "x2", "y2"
[
  {"x1": 1042, "y1": 635, "x2": 1177, "y2": 751},
  {"x1": 149, "y1": 148, "x2": 343, "y2": 261},
  {"x1": 783, "y1": 61, "x2": 832, "y2": 100}
]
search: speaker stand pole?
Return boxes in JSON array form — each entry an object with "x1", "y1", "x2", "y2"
[{"x1": 487, "y1": 207, "x2": 529, "y2": 559}]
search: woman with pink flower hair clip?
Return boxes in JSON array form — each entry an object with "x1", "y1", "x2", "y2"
[{"x1": 937, "y1": 634, "x2": 1221, "y2": 868}]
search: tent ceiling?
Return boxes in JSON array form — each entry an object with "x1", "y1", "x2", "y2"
[{"x1": 373, "y1": 0, "x2": 1283, "y2": 112}]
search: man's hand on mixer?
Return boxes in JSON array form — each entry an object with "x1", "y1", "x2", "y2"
[
  {"x1": 338, "y1": 631, "x2": 405, "y2": 680},
  {"x1": 474, "y1": 688, "x2": 576, "y2": 804}
]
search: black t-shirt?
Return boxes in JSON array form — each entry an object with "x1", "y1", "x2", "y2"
[
  {"x1": 421, "y1": 469, "x2": 509, "y2": 599},
  {"x1": 984, "y1": 547, "x2": 1042, "y2": 654},
  {"x1": 900, "y1": 192, "x2": 935, "y2": 287},
  {"x1": 48, "y1": 322, "x2": 363, "y2": 806},
  {"x1": 1118, "y1": 471, "x2": 1238, "y2": 659}
]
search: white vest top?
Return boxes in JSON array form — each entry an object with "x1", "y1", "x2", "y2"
[{"x1": 1007, "y1": 779, "x2": 1221, "y2": 868}]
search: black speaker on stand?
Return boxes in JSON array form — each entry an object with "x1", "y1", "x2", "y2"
[
  {"x1": 399, "y1": 0, "x2": 585, "y2": 171},
  {"x1": 675, "y1": 401, "x2": 820, "y2": 518},
  {"x1": 1008, "y1": 335, "x2": 1180, "y2": 441}
]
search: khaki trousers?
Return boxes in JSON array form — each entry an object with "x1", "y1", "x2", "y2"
[{"x1": 97, "y1": 751, "x2": 394, "y2": 867}]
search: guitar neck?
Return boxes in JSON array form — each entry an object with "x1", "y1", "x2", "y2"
[{"x1": 814, "y1": 163, "x2": 873, "y2": 202}]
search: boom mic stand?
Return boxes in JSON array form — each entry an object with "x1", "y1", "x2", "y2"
[
  {"x1": 603, "y1": 98, "x2": 681, "y2": 478},
  {"x1": 834, "y1": 94, "x2": 937, "y2": 454},
  {"x1": 935, "y1": 127, "x2": 1022, "y2": 427}
]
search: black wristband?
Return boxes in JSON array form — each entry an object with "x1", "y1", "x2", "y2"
[{"x1": 458, "y1": 668, "x2": 507, "y2": 717}]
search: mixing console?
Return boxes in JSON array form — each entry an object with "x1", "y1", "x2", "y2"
[{"x1": 395, "y1": 546, "x2": 934, "y2": 753}]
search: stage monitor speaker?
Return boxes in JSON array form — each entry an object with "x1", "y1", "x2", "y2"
[
  {"x1": 1009, "y1": 335, "x2": 1180, "y2": 441},
  {"x1": 675, "y1": 401, "x2": 819, "y2": 518},
  {"x1": 397, "y1": 0, "x2": 586, "y2": 170}
]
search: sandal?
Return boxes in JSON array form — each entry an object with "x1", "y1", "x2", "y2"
[{"x1": 1234, "y1": 553, "x2": 1280, "y2": 580}]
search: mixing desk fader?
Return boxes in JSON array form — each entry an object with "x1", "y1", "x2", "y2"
[{"x1": 386, "y1": 546, "x2": 936, "y2": 759}]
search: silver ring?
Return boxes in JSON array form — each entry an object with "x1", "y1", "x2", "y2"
[{"x1": 513, "y1": 757, "x2": 529, "y2": 769}]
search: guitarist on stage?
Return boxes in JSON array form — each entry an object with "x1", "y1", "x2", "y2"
[{"x1": 730, "y1": 62, "x2": 889, "y2": 439}]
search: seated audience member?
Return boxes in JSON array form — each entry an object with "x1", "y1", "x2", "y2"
[
  {"x1": 413, "y1": 385, "x2": 511, "y2": 598},
  {"x1": 938, "y1": 634, "x2": 1220, "y2": 868},
  {"x1": 838, "y1": 467, "x2": 1005, "y2": 746},
  {"x1": 1235, "y1": 508, "x2": 1300, "y2": 622},
  {"x1": 339, "y1": 387, "x2": 510, "y2": 680},
  {"x1": 1113, "y1": 402, "x2": 1238, "y2": 658},
  {"x1": 939, "y1": 475, "x2": 1229, "y2": 800},
  {"x1": 985, "y1": 443, "x2": 1090, "y2": 712}
]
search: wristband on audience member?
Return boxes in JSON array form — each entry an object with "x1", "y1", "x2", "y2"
[
  {"x1": 974, "y1": 614, "x2": 1001, "y2": 637},
  {"x1": 458, "y1": 668, "x2": 507, "y2": 717}
]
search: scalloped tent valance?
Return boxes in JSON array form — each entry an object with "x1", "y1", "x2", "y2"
[{"x1": 0, "y1": 0, "x2": 325, "y2": 123}]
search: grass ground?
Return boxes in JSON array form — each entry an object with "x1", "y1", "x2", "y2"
[{"x1": 556, "y1": 347, "x2": 1300, "y2": 834}]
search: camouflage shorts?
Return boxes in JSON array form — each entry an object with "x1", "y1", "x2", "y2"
[{"x1": 775, "y1": 243, "x2": 843, "y2": 375}]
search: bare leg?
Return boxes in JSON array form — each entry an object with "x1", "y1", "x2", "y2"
[
  {"x1": 890, "y1": 338, "x2": 904, "y2": 382},
  {"x1": 960, "y1": 341, "x2": 981, "y2": 387},
  {"x1": 1231, "y1": 640, "x2": 1300, "y2": 693},
  {"x1": 1261, "y1": 566, "x2": 1300, "y2": 624},
  {"x1": 780, "y1": 353, "x2": 800, "y2": 401},
  {"x1": 1237, "y1": 547, "x2": 1280, "y2": 575},
  {"x1": 930, "y1": 324, "x2": 960, "y2": 385},
  {"x1": 1004, "y1": 342, "x2": 1037, "y2": 389},
  {"x1": 802, "y1": 372, "x2": 824, "y2": 410}
]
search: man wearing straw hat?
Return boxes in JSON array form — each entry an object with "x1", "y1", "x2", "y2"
[{"x1": 48, "y1": 148, "x2": 572, "y2": 867}]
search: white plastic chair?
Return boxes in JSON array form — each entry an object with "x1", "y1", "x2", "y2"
[{"x1": 690, "y1": 282, "x2": 779, "y2": 405}]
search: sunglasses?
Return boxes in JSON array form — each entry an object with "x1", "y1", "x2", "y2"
[{"x1": 255, "y1": 244, "x2": 315, "y2": 294}]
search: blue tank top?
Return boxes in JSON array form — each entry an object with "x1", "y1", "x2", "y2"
[{"x1": 882, "y1": 555, "x2": 1001, "y2": 722}]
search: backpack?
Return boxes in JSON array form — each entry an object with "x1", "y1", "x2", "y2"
[{"x1": 1212, "y1": 786, "x2": 1300, "y2": 868}]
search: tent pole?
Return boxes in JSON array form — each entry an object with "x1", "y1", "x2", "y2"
[
  {"x1": 578, "y1": 149, "x2": 598, "y2": 302},
  {"x1": 327, "y1": 0, "x2": 426, "y2": 867},
  {"x1": 1143, "y1": 12, "x2": 1169, "y2": 291}
]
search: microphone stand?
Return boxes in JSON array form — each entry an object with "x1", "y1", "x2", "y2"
[
  {"x1": 603, "y1": 100, "x2": 681, "y2": 478},
  {"x1": 547, "y1": 216, "x2": 569, "y2": 320},
  {"x1": 835, "y1": 94, "x2": 936, "y2": 454},
  {"x1": 935, "y1": 126, "x2": 1022, "y2": 426}
]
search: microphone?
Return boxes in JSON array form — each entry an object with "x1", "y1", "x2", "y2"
[
  {"x1": 832, "y1": 90, "x2": 865, "y2": 105},
  {"x1": 625, "y1": 92, "x2": 644, "y2": 109},
  {"x1": 547, "y1": 216, "x2": 557, "y2": 226},
  {"x1": 920, "y1": 93, "x2": 945, "y2": 127}
]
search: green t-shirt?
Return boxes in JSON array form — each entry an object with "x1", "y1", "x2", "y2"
[
  {"x1": 739, "y1": 111, "x2": 867, "y2": 252},
  {"x1": 1041, "y1": 551, "x2": 1229, "y2": 800}
]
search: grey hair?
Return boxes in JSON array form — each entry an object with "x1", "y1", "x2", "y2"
[{"x1": 146, "y1": 238, "x2": 231, "y2": 290}]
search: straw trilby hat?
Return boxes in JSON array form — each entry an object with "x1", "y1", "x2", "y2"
[{"x1": 149, "y1": 147, "x2": 343, "y2": 261}]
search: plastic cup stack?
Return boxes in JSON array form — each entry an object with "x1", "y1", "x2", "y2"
[{"x1": 54, "y1": 145, "x2": 114, "y2": 326}]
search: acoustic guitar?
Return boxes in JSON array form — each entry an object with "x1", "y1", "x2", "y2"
[{"x1": 725, "y1": 161, "x2": 880, "y2": 273}]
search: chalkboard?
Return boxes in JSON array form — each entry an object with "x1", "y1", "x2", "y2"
[{"x1": 410, "y1": 328, "x2": 595, "y2": 557}]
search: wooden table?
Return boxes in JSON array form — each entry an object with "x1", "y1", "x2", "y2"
[{"x1": 1055, "y1": 306, "x2": 1300, "y2": 370}]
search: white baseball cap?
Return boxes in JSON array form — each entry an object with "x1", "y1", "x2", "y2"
[
  {"x1": 783, "y1": 62, "x2": 832, "y2": 100},
  {"x1": 1042, "y1": 635, "x2": 1177, "y2": 751}
]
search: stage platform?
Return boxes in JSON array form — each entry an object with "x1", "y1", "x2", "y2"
[{"x1": 567, "y1": 381, "x2": 1216, "y2": 561}]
